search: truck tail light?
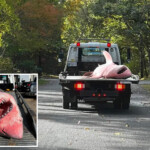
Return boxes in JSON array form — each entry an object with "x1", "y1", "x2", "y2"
[
  {"x1": 93, "y1": 93, "x2": 96, "y2": 97},
  {"x1": 107, "y1": 43, "x2": 111, "y2": 47},
  {"x1": 115, "y1": 83, "x2": 125, "y2": 91},
  {"x1": 76, "y1": 42, "x2": 80, "y2": 47},
  {"x1": 74, "y1": 82, "x2": 85, "y2": 90},
  {"x1": 27, "y1": 84, "x2": 31, "y2": 87},
  {"x1": 103, "y1": 93, "x2": 106, "y2": 97}
]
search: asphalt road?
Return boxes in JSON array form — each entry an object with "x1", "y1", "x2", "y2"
[
  {"x1": 38, "y1": 79, "x2": 150, "y2": 150},
  {"x1": 1, "y1": 79, "x2": 150, "y2": 150}
]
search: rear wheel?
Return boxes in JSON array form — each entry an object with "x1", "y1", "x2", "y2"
[
  {"x1": 113, "y1": 95, "x2": 130, "y2": 109},
  {"x1": 62, "y1": 90, "x2": 69, "y2": 109},
  {"x1": 113, "y1": 98, "x2": 122, "y2": 109},
  {"x1": 63, "y1": 96, "x2": 69, "y2": 109},
  {"x1": 71, "y1": 97, "x2": 78, "y2": 109},
  {"x1": 122, "y1": 96, "x2": 130, "y2": 110}
]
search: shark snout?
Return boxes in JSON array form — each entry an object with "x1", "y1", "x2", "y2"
[
  {"x1": 115, "y1": 65, "x2": 131, "y2": 78},
  {"x1": 3, "y1": 119, "x2": 23, "y2": 139}
]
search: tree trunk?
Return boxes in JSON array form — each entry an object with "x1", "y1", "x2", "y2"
[
  {"x1": 140, "y1": 49, "x2": 144, "y2": 78},
  {"x1": 143, "y1": 53, "x2": 148, "y2": 77},
  {"x1": 148, "y1": 49, "x2": 150, "y2": 76},
  {"x1": 139, "y1": 35, "x2": 144, "y2": 78},
  {"x1": 38, "y1": 51, "x2": 41, "y2": 68},
  {"x1": 38, "y1": 51, "x2": 42, "y2": 76}
]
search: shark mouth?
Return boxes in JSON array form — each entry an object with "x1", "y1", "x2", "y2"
[
  {"x1": 117, "y1": 67, "x2": 127, "y2": 74},
  {"x1": 0, "y1": 99, "x2": 13, "y2": 120}
]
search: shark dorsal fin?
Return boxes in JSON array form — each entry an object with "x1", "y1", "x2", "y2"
[{"x1": 103, "y1": 50, "x2": 113, "y2": 64}]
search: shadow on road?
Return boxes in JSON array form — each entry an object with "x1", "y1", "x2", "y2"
[{"x1": 38, "y1": 79, "x2": 150, "y2": 150}]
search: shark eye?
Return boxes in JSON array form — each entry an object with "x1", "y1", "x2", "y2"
[{"x1": 117, "y1": 67, "x2": 127, "y2": 74}]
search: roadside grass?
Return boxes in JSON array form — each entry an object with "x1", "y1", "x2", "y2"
[
  {"x1": 41, "y1": 74, "x2": 59, "y2": 79},
  {"x1": 49, "y1": 75, "x2": 59, "y2": 79},
  {"x1": 140, "y1": 75, "x2": 150, "y2": 92},
  {"x1": 140, "y1": 85, "x2": 150, "y2": 92},
  {"x1": 38, "y1": 74, "x2": 58, "y2": 85},
  {"x1": 38, "y1": 79, "x2": 48, "y2": 86},
  {"x1": 140, "y1": 76, "x2": 150, "y2": 80}
]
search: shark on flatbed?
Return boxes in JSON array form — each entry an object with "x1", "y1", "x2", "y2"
[{"x1": 84, "y1": 50, "x2": 132, "y2": 79}]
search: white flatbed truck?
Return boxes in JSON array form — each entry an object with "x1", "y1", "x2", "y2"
[{"x1": 59, "y1": 41, "x2": 139, "y2": 110}]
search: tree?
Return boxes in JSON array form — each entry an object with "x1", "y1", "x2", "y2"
[
  {"x1": 3, "y1": 0, "x2": 63, "y2": 73},
  {"x1": 93, "y1": 0, "x2": 150, "y2": 77},
  {"x1": 62, "y1": 0, "x2": 150, "y2": 77},
  {"x1": 0, "y1": 0, "x2": 20, "y2": 72},
  {"x1": 62, "y1": 0, "x2": 99, "y2": 45}
]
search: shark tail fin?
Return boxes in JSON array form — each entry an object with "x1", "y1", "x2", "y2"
[{"x1": 103, "y1": 50, "x2": 113, "y2": 64}]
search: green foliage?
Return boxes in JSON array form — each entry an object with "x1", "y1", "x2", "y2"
[
  {"x1": 0, "y1": 0, "x2": 20, "y2": 46},
  {"x1": 17, "y1": 60, "x2": 35, "y2": 72},
  {"x1": 0, "y1": 0, "x2": 20, "y2": 72},
  {"x1": 38, "y1": 79, "x2": 48, "y2": 85},
  {"x1": 0, "y1": 57, "x2": 13, "y2": 72},
  {"x1": 17, "y1": 0, "x2": 62, "y2": 51},
  {"x1": 0, "y1": 0, "x2": 150, "y2": 77},
  {"x1": 61, "y1": 0, "x2": 150, "y2": 77},
  {"x1": 62, "y1": 0, "x2": 99, "y2": 45},
  {"x1": 140, "y1": 84, "x2": 150, "y2": 92},
  {"x1": 2, "y1": 0, "x2": 63, "y2": 73}
]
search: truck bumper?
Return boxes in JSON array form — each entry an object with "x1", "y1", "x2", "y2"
[
  {"x1": 77, "y1": 90, "x2": 130, "y2": 102},
  {"x1": 83, "y1": 97, "x2": 116, "y2": 102},
  {"x1": 79, "y1": 90, "x2": 118, "y2": 97}
]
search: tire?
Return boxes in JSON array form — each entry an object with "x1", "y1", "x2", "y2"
[
  {"x1": 113, "y1": 96, "x2": 130, "y2": 110},
  {"x1": 113, "y1": 98, "x2": 122, "y2": 109},
  {"x1": 122, "y1": 96, "x2": 130, "y2": 110},
  {"x1": 71, "y1": 97, "x2": 78, "y2": 109},
  {"x1": 62, "y1": 90, "x2": 69, "y2": 109}
]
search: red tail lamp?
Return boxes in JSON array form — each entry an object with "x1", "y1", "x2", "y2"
[
  {"x1": 74, "y1": 82, "x2": 85, "y2": 90},
  {"x1": 116, "y1": 83, "x2": 125, "y2": 91},
  {"x1": 93, "y1": 93, "x2": 96, "y2": 97},
  {"x1": 76, "y1": 42, "x2": 80, "y2": 47},
  {"x1": 103, "y1": 93, "x2": 106, "y2": 97},
  {"x1": 107, "y1": 43, "x2": 111, "y2": 47},
  {"x1": 98, "y1": 94, "x2": 101, "y2": 97},
  {"x1": 27, "y1": 84, "x2": 31, "y2": 87}
]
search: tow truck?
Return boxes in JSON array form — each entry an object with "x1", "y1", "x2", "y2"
[{"x1": 59, "y1": 40, "x2": 139, "y2": 110}]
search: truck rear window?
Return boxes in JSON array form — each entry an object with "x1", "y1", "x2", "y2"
[{"x1": 82, "y1": 47, "x2": 105, "y2": 56}]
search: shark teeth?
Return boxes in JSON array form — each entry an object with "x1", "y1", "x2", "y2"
[
  {"x1": 0, "y1": 99, "x2": 5, "y2": 105},
  {"x1": 0, "y1": 99, "x2": 13, "y2": 119}
]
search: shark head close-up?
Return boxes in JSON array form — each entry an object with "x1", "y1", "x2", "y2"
[{"x1": 0, "y1": 92, "x2": 23, "y2": 139}]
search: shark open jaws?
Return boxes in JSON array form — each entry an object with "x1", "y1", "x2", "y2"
[{"x1": 0, "y1": 92, "x2": 23, "y2": 139}]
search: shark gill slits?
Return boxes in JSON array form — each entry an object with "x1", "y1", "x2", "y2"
[
  {"x1": 117, "y1": 67, "x2": 127, "y2": 74},
  {"x1": 0, "y1": 99, "x2": 13, "y2": 119}
]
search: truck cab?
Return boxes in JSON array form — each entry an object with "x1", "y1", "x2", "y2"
[{"x1": 64, "y1": 42, "x2": 121, "y2": 75}]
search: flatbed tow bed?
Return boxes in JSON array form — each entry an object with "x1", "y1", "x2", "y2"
[
  {"x1": 59, "y1": 74, "x2": 139, "y2": 110},
  {"x1": 0, "y1": 91, "x2": 36, "y2": 146},
  {"x1": 59, "y1": 75, "x2": 139, "y2": 84}
]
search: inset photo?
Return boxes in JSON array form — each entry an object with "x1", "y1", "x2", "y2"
[{"x1": 0, "y1": 74, "x2": 37, "y2": 147}]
